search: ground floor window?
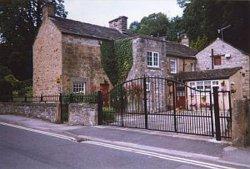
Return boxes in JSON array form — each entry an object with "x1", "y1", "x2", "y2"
[
  {"x1": 73, "y1": 82, "x2": 85, "y2": 94},
  {"x1": 188, "y1": 80, "x2": 220, "y2": 91}
]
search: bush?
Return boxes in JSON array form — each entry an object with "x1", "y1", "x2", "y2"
[{"x1": 62, "y1": 93, "x2": 98, "y2": 104}]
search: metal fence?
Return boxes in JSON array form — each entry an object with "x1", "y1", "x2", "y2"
[{"x1": 98, "y1": 76, "x2": 232, "y2": 140}]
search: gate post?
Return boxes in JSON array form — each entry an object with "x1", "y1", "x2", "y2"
[
  {"x1": 172, "y1": 82, "x2": 177, "y2": 132},
  {"x1": 143, "y1": 75, "x2": 148, "y2": 129},
  {"x1": 120, "y1": 86, "x2": 124, "y2": 127},
  {"x1": 213, "y1": 87, "x2": 221, "y2": 141},
  {"x1": 97, "y1": 91, "x2": 103, "y2": 125}
]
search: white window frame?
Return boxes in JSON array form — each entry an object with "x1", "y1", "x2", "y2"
[
  {"x1": 73, "y1": 82, "x2": 86, "y2": 94},
  {"x1": 170, "y1": 59, "x2": 177, "y2": 73},
  {"x1": 147, "y1": 51, "x2": 159, "y2": 68},
  {"x1": 146, "y1": 82, "x2": 151, "y2": 92}
]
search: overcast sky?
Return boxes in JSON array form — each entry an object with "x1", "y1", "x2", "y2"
[{"x1": 64, "y1": 0, "x2": 183, "y2": 27}]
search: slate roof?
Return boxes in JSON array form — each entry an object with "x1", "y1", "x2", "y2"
[
  {"x1": 165, "y1": 41, "x2": 198, "y2": 59},
  {"x1": 50, "y1": 16, "x2": 128, "y2": 40},
  {"x1": 175, "y1": 67, "x2": 242, "y2": 81},
  {"x1": 49, "y1": 17, "x2": 197, "y2": 58}
]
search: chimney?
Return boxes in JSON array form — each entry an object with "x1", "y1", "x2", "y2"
[
  {"x1": 109, "y1": 16, "x2": 128, "y2": 33},
  {"x1": 42, "y1": 1, "x2": 55, "y2": 20},
  {"x1": 180, "y1": 34, "x2": 189, "y2": 47}
]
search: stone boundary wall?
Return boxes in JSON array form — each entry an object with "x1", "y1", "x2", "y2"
[
  {"x1": 0, "y1": 102, "x2": 60, "y2": 123},
  {"x1": 68, "y1": 103, "x2": 98, "y2": 126},
  {"x1": 232, "y1": 99, "x2": 250, "y2": 146}
]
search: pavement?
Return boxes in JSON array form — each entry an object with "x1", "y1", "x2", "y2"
[{"x1": 1, "y1": 114, "x2": 250, "y2": 168}]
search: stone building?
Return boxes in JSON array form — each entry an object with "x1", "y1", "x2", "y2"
[
  {"x1": 33, "y1": 3, "x2": 128, "y2": 96},
  {"x1": 195, "y1": 38, "x2": 250, "y2": 98}
]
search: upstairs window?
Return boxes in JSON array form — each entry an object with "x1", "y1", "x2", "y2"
[
  {"x1": 147, "y1": 52, "x2": 159, "y2": 68},
  {"x1": 73, "y1": 82, "x2": 85, "y2": 94},
  {"x1": 213, "y1": 55, "x2": 221, "y2": 65},
  {"x1": 170, "y1": 59, "x2": 177, "y2": 73}
]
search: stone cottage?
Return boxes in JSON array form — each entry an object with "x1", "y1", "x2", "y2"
[
  {"x1": 173, "y1": 38, "x2": 249, "y2": 110},
  {"x1": 33, "y1": 3, "x2": 198, "y2": 98},
  {"x1": 195, "y1": 38, "x2": 250, "y2": 99},
  {"x1": 33, "y1": 3, "x2": 128, "y2": 96}
]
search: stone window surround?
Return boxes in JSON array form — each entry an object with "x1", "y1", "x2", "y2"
[
  {"x1": 71, "y1": 77, "x2": 87, "y2": 94},
  {"x1": 147, "y1": 51, "x2": 160, "y2": 68},
  {"x1": 73, "y1": 82, "x2": 85, "y2": 94}
]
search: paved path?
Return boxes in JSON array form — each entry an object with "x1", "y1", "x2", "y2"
[{"x1": 0, "y1": 115, "x2": 250, "y2": 168}]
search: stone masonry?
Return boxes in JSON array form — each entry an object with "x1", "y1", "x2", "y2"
[
  {"x1": 196, "y1": 38, "x2": 250, "y2": 98},
  {"x1": 61, "y1": 34, "x2": 112, "y2": 94},
  {"x1": 33, "y1": 18, "x2": 62, "y2": 96},
  {"x1": 127, "y1": 36, "x2": 168, "y2": 80},
  {"x1": 0, "y1": 102, "x2": 60, "y2": 123},
  {"x1": 68, "y1": 103, "x2": 98, "y2": 126}
]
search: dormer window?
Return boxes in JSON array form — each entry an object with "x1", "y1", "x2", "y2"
[{"x1": 147, "y1": 52, "x2": 159, "y2": 68}]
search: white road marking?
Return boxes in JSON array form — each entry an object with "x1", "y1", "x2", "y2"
[
  {"x1": 85, "y1": 141, "x2": 237, "y2": 169},
  {"x1": 1, "y1": 122, "x2": 249, "y2": 169},
  {"x1": 0, "y1": 122, "x2": 77, "y2": 142}
]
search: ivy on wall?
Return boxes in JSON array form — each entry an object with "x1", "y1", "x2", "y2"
[{"x1": 100, "y1": 38, "x2": 132, "y2": 85}]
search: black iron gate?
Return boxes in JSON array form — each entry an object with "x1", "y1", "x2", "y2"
[{"x1": 98, "y1": 77, "x2": 232, "y2": 140}]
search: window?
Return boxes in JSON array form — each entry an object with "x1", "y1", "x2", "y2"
[
  {"x1": 213, "y1": 56, "x2": 221, "y2": 65},
  {"x1": 204, "y1": 81, "x2": 211, "y2": 91},
  {"x1": 147, "y1": 52, "x2": 159, "y2": 67},
  {"x1": 196, "y1": 81, "x2": 204, "y2": 90},
  {"x1": 170, "y1": 59, "x2": 177, "y2": 73},
  {"x1": 191, "y1": 63, "x2": 195, "y2": 71},
  {"x1": 212, "y1": 80, "x2": 219, "y2": 86},
  {"x1": 73, "y1": 82, "x2": 85, "y2": 94}
]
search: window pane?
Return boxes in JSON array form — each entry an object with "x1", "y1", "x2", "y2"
[
  {"x1": 153, "y1": 54, "x2": 158, "y2": 66},
  {"x1": 170, "y1": 59, "x2": 176, "y2": 73},
  {"x1": 73, "y1": 82, "x2": 85, "y2": 94}
]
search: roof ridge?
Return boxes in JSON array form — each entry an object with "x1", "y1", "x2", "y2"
[{"x1": 50, "y1": 16, "x2": 121, "y2": 33}]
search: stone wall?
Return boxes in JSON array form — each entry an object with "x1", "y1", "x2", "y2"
[
  {"x1": 0, "y1": 102, "x2": 60, "y2": 123},
  {"x1": 127, "y1": 37, "x2": 168, "y2": 80},
  {"x1": 33, "y1": 18, "x2": 62, "y2": 96},
  {"x1": 196, "y1": 38, "x2": 250, "y2": 98},
  {"x1": 232, "y1": 99, "x2": 250, "y2": 147},
  {"x1": 68, "y1": 103, "x2": 98, "y2": 126},
  {"x1": 62, "y1": 34, "x2": 112, "y2": 94},
  {"x1": 168, "y1": 56, "x2": 196, "y2": 73}
]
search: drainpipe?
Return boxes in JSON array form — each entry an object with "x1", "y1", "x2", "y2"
[{"x1": 211, "y1": 49, "x2": 214, "y2": 69}]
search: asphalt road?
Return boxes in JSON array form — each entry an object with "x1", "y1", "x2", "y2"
[{"x1": 0, "y1": 124, "x2": 245, "y2": 169}]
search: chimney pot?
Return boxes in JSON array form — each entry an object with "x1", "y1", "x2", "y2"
[
  {"x1": 180, "y1": 33, "x2": 189, "y2": 47},
  {"x1": 42, "y1": 2, "x2": 55, "y2": 19}
]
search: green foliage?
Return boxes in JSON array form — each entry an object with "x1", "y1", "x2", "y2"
[
  {"x1": 190, "y1": 35, "x2": 209, "y2": 51},
  {"x1": 102, "y1": 107, "x2": 115, "y2": 123},
  {"x1": 167, "y1": 16, "x2": 184, "y2": 41},
  {"x1": 136, "y1": 12, "x2": 170, "y2": 37},
  {"x1": 114, "y1": 39, "x2": 133, "y2": 83},
  {"x1": 100, "y1": 41, "x2": 118, "y2": 85},
  {"x1": 100, "y1": 39, "x2": 132, "y2": 85},
  {"x1": 0, "y1": 0, "x2": 67, "y2": 81},
  {"x1": 62, "y1": 93, "x2": 97, "y2": 104},
  {"x1": 180, "y1": 0, "x2": 250, "y2": 52},
  {"x1": 129, "y1": 21, "x2": 140, "y2": 33}
]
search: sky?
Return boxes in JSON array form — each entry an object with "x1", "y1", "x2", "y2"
[{"x1": 64, "y1": 0, "x2": 183, "y2": 27}]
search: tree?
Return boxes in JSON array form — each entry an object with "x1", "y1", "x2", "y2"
[
  {"x1": 130, "y1": 12, "x2": 170, "y2": 37},
  {"x1": 167, "y1": 16, "x2": 184, "y2": 41},
  {"x1": 0, "y1": 0, "x2": 67, "y2": 81},
  {"x1": 179, "y1": 0, "x2": 250, "y2": 52},
  {"x1": 129, "y1": 21, "x2": 140, "y2": 33}
]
